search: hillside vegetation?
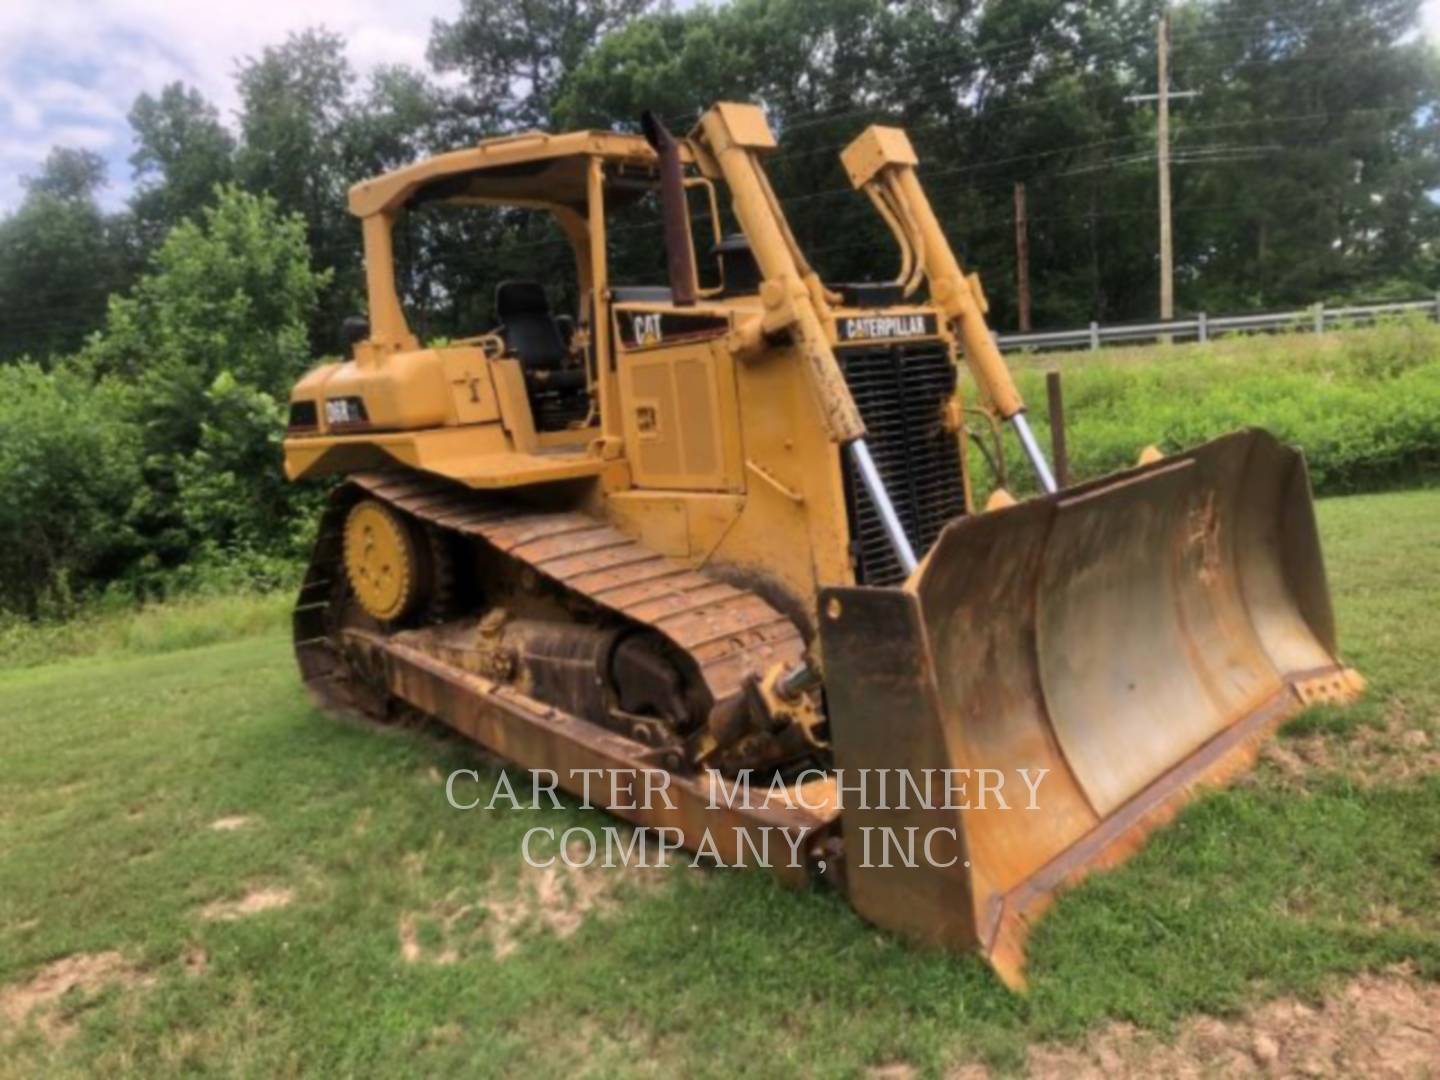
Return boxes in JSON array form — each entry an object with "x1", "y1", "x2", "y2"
[{"x1": 996, "y1": 318, "x2": 1440, "y2": 495}]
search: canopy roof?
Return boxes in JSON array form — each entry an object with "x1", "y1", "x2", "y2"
[{"x1": 347, "y1": 129, "x2": 694, "y2": 218}]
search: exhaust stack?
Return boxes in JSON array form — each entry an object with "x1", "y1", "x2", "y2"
[{"x1": 640, "y1": 111, "x2": 698, "y2": 307}]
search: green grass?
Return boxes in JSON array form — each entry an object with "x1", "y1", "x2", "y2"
[
  {"x1": 1, "y1": 490, "x2": 1438, "y2": 1076},
  {"x1": 0, "y1": 590, "x2": 291, "y2": 671},
  {"x1": 972, "y1": 320, "x2": 1440, "y2": 499}
]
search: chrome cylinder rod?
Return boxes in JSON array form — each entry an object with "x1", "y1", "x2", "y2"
[
  {"x1": 848, "y1": 438, "x2": 918, "y2": 575},
  {"x1": 1011, "y1": 412, "x2": 1059, "y2": 495}
]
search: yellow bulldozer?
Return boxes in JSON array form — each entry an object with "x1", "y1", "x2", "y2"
[{"x1": 282, "y1": 102, "x2": 1361, "y2": 987}]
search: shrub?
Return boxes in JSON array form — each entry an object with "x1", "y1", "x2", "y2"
[
  {"x1": 0, "y1": 364, "x2": 144, "y2": 616},
  {"x1": 0, "y1": 188, "x2": 332, "y2": 618}
]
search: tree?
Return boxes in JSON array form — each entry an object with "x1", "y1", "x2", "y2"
[
  {"x1": 88, "y1": 186, "x2": 330, "y2": 562},
  {"x1": 24, "y1": 147, "x2": 108, "y2": 201},
  {"x1": 236, "y1": 28, "x2": 362, "y2": 350},
  {"x1": 0, "y1": 149, "x2": 130, "y2": 363},
  {"x1": 237, "y1": 29, "x2": 355, "y2": 225},
  {"x1": 429, "y1": 0, "x2": 656, "y2": 131},
  {"x1": 1173, "y1": 0, "x2": 1440, "y2": 310},
  {"x1": 341, "y1": 65, "x2": 448, "y2": 179},
  {"x1": 128, "y1": 82, "x2": 236, "y2": 243}
]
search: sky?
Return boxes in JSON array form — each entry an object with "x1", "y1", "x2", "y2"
[
  {"x1": 2, "y1": 0, "x2": 1440, "y2": 214},
  {"x1": 0, "y1": 0, "x2": 457, "y2": 212}
]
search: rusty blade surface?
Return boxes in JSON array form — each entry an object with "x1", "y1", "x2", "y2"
[{"x1": 819, "y1": 429, "x2": 1361, "y2": 988}]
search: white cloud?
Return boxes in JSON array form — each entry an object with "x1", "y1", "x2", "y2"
[
  {"x1": 0, "y1": 0, "x2": 459, "y2": 211},
  {"x1": 31, "y1": 79, "x2": 128, "y2": 122},
  {"x1": 0, "y1": 138, "x2": 52, "y2": 164},
  {"x1": 45, "y1": 123, "x2": 119, "y2": 150}
]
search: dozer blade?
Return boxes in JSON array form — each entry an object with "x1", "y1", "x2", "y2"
[{"x1": 817, "y1": 429, "x2": 1362, "y2": 988}]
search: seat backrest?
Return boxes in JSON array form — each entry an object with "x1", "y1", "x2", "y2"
[{"x1": 495, "y1": 280, "x2": 567, "y2": 370}]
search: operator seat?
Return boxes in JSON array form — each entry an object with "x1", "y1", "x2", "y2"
[
  {"x1": 495, "y1": 281, "x2": 567, "y2": 370},
  {"x1": 493, "y1": 280, "x2": 589, "y2": 430}
]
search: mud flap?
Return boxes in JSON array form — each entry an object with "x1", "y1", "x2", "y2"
[{"x1": 818, "y1": 429, "x2": 1362, "y2": 988}]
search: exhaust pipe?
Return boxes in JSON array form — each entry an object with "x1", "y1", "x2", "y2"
[{"x1": 640, "y1": 110, "x2": 698, "y2": 307}]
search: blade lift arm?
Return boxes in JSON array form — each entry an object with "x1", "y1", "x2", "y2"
[
  {"x1": 690, "y1": 104, "x2": 918, "y2": 573},
  {"x1": 839, "y1": 127, "x2": 1058, "y2": 495}
]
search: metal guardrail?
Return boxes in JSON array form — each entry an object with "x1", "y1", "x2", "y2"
[{"x1": 994, "y1": 295, "x2": 1440, "y2": 352}]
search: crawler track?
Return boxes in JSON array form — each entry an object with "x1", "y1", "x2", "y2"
[{"x1": 292, "y1": 469, "x2": 807, "y2": 730}]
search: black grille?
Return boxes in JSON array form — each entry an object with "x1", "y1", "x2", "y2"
[{"x1": 838, "y1": 339, "x2": 967, "y2": 586}]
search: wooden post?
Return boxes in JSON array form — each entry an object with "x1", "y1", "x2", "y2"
[
  {"x1": 1014, "y1": 181, "x2": 1032, "y2": 333},
  {"x1": 1046, "y1": 370, "x2": 1069, "y2": 490}
]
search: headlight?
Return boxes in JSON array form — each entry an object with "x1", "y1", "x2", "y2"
[{"x1": 324, "y1": 396, "x2": 369, "y2": 427}]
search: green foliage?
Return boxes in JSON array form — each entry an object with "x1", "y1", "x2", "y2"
[
  {"x1": 172, "y1": 372, "x2": 315, "y2": 556},
  {"x1": 0, "y1": 188, "x2": 327, "y2": 617},
  {"x1": 92, "y1": 184, "x2": 326, "y2": 398},
  {"x1": 984, "y1": 320, "x2": 1440, "y2": 499},
  {"x1": 102, "y1": 186, "x2": 328, "y2": 574},
  {"x1": 236, "y1": 29, "x2": 355, "y2": 228},
  {"x1": 0, "y1": 149, "x2": 133, "y2": 363},
  {"x1": 128, "y1": 82, "x2": 237, "y2": 237},
  {"x1": 430, "y1": 0, "x2": 655, "y2": 129},
  {"x1": 0, "y1": 364, "x2": 143, "y2": 616}
]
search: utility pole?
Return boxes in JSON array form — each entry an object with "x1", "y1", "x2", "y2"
[
  {"x1": 1127, "y1": 11, "x2": 1196, "y2": 327},
  {"x1": 1014, "y1": 181, "x2": 1032, "y2": 333},
  {"x1": 1157, "y1": 8, "x2": 1173, "y2": 323}
]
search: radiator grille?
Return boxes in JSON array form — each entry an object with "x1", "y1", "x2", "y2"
[{"x1": 838, "y1": 339, "x2": 967, "y2": 586}]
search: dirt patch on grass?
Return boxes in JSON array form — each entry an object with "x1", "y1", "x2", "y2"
[
  {"x1": 200, "y1": 887, "x2": 293, "y2": 922},
  {"x1": 1017, "y1": 967, "x2": 1440, "y2": 1078},
  {"x1": 398, "y1": 839, "x2": 658, "y2": 964},
  {"x1": 182, "y1": 946, "x2": 208, "y2": 977},
  {"x1": 208, "y1": 815, "x2": 252, "y2": 832},
  {"x1": 1263, "y1": 702, "x2": 1438, "y2": 789},
  {"x1": 484, "y1": 854, "x2": 618, "y2": 959},
  {"x1": 0, "y1": 951, "x2": 155, "y2": 1044}
]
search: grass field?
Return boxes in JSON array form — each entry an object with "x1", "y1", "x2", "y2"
[{"x1": 1, "y1": 489, "x2": 1437, "y2": 1076}]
